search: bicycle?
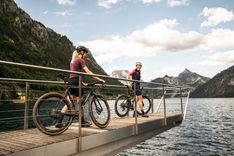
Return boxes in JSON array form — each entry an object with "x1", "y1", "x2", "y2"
[
  {"x1": 33, "y1": 76, "x2": 110, "y2": 136},
  {"x1": 114, "y1": 85, "x2": 152, "y2": 117}
]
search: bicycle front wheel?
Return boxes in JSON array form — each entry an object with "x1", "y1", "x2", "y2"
[
  {"x1": 33, "y1": 92, "x2": 73, "y2": 136},
  {"x1": 115, "y1": 95, "x2": 130, "y2": 117},
  {"x1": 89, "y1": 95, "x2": 110, "y2": 128}
]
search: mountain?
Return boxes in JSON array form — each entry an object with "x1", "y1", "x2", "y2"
[
  {"x1": 112, "y1": 70, "x2": 129, "y2": 85},
  {"x1": 149, "y1": 69, "x2": 210, "y2": 89},
  {"x1": 151, "y1": 75, "x2": 183, "y2": 86},
  {"x1": 191, "y1": 65, "x2": 234, "y2": 98},
  {"x1": 0, "y1": 0, "x2": 117, "y2": 84},
  {"x1": 177, "y1": 69, "x2": 210, "y2": 88}
]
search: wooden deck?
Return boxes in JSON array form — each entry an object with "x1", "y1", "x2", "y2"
[{"x1": 0, "y1": 112, "x2": 182, "y2": 156}]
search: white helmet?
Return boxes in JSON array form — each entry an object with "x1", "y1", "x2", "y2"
[{"x1": 136, "y1": 62, "x2": 142, "y2": 66}]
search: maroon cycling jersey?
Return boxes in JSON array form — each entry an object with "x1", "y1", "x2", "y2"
[
  {"x1": 69, "y1": 58, "x2": 86, "y2": 78},
  {"x1": 129, "y1": 69, "x2": 141, "y2": 80}
]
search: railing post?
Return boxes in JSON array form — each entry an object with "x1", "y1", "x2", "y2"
[
  {"x1": 180, "y1": 87, "x2": 184, "y2": 120},
  {"x1": 162, "y1": 86, "x2": 167, "y2": 126},
  {"x1": 151, "y1": 98, "x2": 154, "y2": 113},
  {"x1": 78, "y1": 75, "x2": 82, "y2": 152},
  {"x1": 126, "y1": 85, "x2": 129, "y2": 117},
  {"x1": 24, "y1": 82, "x2": 30, "y2": 129},
  {"x1": 133, "y1": 82, "x2": 138, "y2": 135}
]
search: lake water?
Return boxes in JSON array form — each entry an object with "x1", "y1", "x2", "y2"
[{"x1": 116, "y1": 98, "x2": 234, "y2": 156}]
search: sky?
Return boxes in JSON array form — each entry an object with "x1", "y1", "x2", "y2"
[{"x1": 14, "y1": 0, "x2": 234, "y2": 81}]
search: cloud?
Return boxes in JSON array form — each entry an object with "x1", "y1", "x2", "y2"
[
  {"x1": 209, "y1": 51, "x2": 234, "y2": 64},
  {"x1": 200, "y1": 7, "x2": 234, "y2": 27},
  {"x1": 97, "y1": 0, "x2": 189, "y2": 8},
  {"x1": 56, "y1": 0, "x2": 76, "y2": 5},
  {"x1": 142, "y1": 0, "x2": 161, "y2": 5},
  {"x1": 79, "y1": 19, "x2": 204, "y2": 63},
  {"x1": 194, "y1": 51, "x2": 234, "y2": 67},
  {"x1": 98, "y1": 0, "x2": 120, "y2": 9},
  {"x1": 54, "y1": 10, "x2": 72, "y2": 16},
  {"x1": 205, "y1": 28, "x2": 234, "y2": 49},
  {"x1": 167, "y1": 0, "x2": 189, "y2": 7}
]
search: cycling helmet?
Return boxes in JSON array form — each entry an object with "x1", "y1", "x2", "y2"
[
  {"x1": 76, "y1": 45, "x2": 89, "y2": 54},
  {"x1": 136, "y1": 62, "x2": 142, "y2": 66}
]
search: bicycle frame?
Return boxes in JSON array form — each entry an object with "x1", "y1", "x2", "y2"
[{"x1": 58, "y1": 85, "x2": 102, "y2": 118}]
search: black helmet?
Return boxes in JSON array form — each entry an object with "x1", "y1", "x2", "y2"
[{"x1": 76, "y1": 45, "x2": 89, "y2": 54}]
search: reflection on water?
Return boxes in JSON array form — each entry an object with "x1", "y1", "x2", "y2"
[{"x1": 116, "y1": 98, "x2": 234, "y2": 156}]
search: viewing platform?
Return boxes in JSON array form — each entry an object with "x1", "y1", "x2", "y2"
[{"x1": 0, "y1": 112, "x2": 182, "y2": 156}]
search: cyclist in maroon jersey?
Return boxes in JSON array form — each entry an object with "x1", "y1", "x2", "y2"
[
  {"x1": 128, "y1": 62, "x2": 149, "y2": 118},
  {"x1": 56, "y1": 46, "x2": 105, "y2": 128}
]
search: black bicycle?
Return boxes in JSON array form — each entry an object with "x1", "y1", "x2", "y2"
[
  {"x1": 115, "y1": 85, "x2": 152, "y2": 117},
  {"x1": 33, "y1": 78, "x2": 110, "y2": 136}
]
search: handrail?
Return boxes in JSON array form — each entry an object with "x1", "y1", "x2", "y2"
[
  {"x1": 0, "y1": 60, "x2": 187, "y2": 88},
  {"x1": 0, "y1": 77, "x2": 186, "y2": 91},
  {"x1": 183, "y1": 91, "x2": 190, "y2": 120}
]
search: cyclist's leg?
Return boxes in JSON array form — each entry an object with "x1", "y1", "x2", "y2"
[
  {"x1": 133, "y1": 96, "x2": 139, "y2": 117},
  {"x1": 137, "y1": 90, "x2": 148, "y2": 117},
  {"x1": 133, "y1": 96, "x2": 139, "y2": 110},
  {"x1": 138, "y1": 95, "x2": 143, "y2": 110},
  {"x1": 55, "y1": 96, "x2": 69, "y2": 128}
]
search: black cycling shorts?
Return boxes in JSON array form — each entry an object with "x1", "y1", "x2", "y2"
[
  {"x1": 132, "y1": 83, "x2": 142, "y2": 96},
  {"x1": 68, "y1": 77, "x2": 82, "y2": 96}
]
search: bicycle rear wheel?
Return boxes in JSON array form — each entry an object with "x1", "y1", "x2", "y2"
[
  {"x1": 89, "y1": 95, "x2": 110, "y2": 128},
  {"x1": 137, "y1": 95, "x2": 152, "y2": 115},
  {"x1": 115, "y1": 95, "x2": 130, "y2": 117},
  {"x1": 33, "y1": 92, "x2": 73, "y2": 135}
]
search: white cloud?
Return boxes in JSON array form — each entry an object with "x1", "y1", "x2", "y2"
[
  {"x1": 205, "y1": 28, "x2": 234, "y2": 49},
  {"x1": 97, "y1": 0, "x2": 190, "y2": 8},
  {"x1": 54, "y1": 10, "x2": 72, "y2": 16},
  {"x1": 167, "y1": 0, "x2": 189, "y2": 7},
  {"x1": 209, "y1": 51, "x2": 234, "y2": 64},
  {"x1": 142, "y1": 0, "x2": 161, "y2": 5},
  {"x1": 98, "y1": 0, "x2": 120, "y2": 9},
  {"x1": 194, "y1": 51, "x2": 234, "y2": 67},
  {"x1": 79, "y1": 19, "x2": 204, "y2": 63},
  {"x1": 200, "y1": 7, "x2": 234, "y2": 27},
  {"x1": 56, "y1": 0, "x2": 76, "y2": 5}
]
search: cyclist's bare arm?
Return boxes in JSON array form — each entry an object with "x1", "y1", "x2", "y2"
[{"x1": 83, "y1": 66, "x2": 105, "y2": 83}]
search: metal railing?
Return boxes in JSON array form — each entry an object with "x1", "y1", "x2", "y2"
[{"x1": 0, "y1": 60, "x2": 190, "y2": 153}]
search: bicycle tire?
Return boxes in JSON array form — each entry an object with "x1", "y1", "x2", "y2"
[
  {"x1": 33, "y1": 92, "x2": 73, "y2": 136},
  {"x1": 115, "y1": 95, "x2": 131, "y2": 117},
  {"x1": 89, "y1": 95, "x2": 110, "y2": 128}
]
